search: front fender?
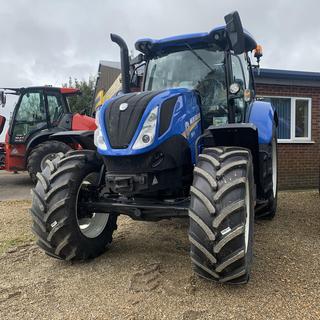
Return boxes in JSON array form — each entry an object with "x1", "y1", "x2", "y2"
[
  {"x1": 248, "y1": 100, "x2": 275, "y2": 144},
  {"x1": 25, "y1": 129, "x2": 61, "y2": 155}
]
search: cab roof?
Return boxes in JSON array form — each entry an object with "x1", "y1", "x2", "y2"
[
  {"x1": 0, "y1": 86, "x2": 81, "y2": 96},
  {"x1": 135, "y1": 25, "x2": 257, "y2": 57}
]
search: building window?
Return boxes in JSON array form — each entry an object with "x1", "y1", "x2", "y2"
[{"x1": 263, "y1": 96, "x2": 312, "y2": 142}]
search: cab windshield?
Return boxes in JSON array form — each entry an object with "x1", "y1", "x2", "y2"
[{"x1": 144, "y1": 47, "x2": 228, "y2": 128}]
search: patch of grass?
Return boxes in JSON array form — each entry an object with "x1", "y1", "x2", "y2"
[{"x1": 0, "y1": 235, "x2": 35, "y2": 255}]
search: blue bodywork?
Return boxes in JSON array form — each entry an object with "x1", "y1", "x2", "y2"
[
  {"x1": 98, "y1": 88, "x2": 201, "y2": 163},
  {"x1": 97, "y1": 25, "x2": 274, "y2": 166},
  {"x1": 135, "y1": 26, "x2": 257, "y2": 57},
  {"x1": 98, "y1": 89, "x2": 275, "y2": 164},
  {"x1": 248, "y1": 101, "x2": 275, "y2": 144}
]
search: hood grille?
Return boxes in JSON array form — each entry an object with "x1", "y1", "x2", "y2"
[{"x1": 105, "y1": 91, "x2": 162, "y2": 149}]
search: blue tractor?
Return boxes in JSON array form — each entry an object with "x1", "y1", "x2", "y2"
[{"x1": 31, "y1": 12, "x2": 278, "y2": 284}]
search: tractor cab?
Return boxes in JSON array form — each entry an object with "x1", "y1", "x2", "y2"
[
  {"x1": 1, "y1": 86, "x2": 80, "y2": 144},
  {"x1": 136, "y1": 25, "x2": 261, "y2": 130}
]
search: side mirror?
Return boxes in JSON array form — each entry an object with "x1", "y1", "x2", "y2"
[
  {"x1": 130, "y1": 60, "x2": 145, "y2": 91},
  {"x1": 0, "y1": 91, "x2": 6, "y2": 107},
  {"x1": 0, "y1": 115, "x2": 6, "y2": 135},
  {"x1": 224, "y1": 11, "x2": 245, "y2": 54},
  {"x1": 130, "y1": 53, "x2": 144, "y2": 66},
  {"x1": 130, "y1": 73, "x2": 141, "y2": 89}
]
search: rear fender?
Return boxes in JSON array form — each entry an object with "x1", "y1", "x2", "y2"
[
  {"x1": 200, "y1": 124, "x2": 260, "y2": 185},
  {"x1": 247, "y1": 100, "x2": 275, "y2": 144}
]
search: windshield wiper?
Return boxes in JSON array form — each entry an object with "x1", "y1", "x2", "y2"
[{"x1": 184, "y1": 43, "x2": 214, "y2": 73}]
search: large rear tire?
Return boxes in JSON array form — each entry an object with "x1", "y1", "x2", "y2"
[
  {"x1": 27, "y1": 140, "x2": 71, "y2": 183},
  {"x1": 188, "y1": 147, "x2": 254, "y2": 284},
  {"x1": 30, "y1": 150, "x2": 117, "y2": 260}
]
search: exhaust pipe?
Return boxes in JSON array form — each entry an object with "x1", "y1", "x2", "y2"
[{"x1": 110, "y1": 34, "x2": 130, "y2": 94}]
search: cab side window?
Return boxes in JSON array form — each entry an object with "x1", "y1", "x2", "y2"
[
  {"x1": 240, "y1": 54, "x2": 251, "y2": 89},
  {"x1": 231, "y1": 55, "x2": 246, "y2": 88},
  {"x1": 47, "y1": 93, "x2": 64, "y2": 125},
  {"x1": 231, "y1": 55, "x2": 247, "y2": 122}
]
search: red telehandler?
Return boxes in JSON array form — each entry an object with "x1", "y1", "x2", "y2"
[{"x1": 0, "y1": 86, "x2": 96, "y2": 182}]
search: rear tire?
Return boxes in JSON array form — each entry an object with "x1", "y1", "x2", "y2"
[
  {"x1": 257, "y1": 132, "x2": 278, "y2": 219},
  {"x1": 188, "y1": 147, "x2": 254, "y2": 284},
  {"x1": 27, "y1": 140, "x2": 71, "y2": 183},
  {"x1": 30, "y1": 150, "x2": 117, "y2": 260}
]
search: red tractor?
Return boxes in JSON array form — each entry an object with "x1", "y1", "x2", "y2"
[{"x1": 0, "y1": 86, "x2": 96, "y2": 182}]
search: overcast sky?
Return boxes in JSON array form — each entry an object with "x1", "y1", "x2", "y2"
[
  {"x1": 1, "y1": 0, "x2": 320, "y2": 139},
  {"x1": 1, "y1": 0, "x2": 320, "y2": 87}
]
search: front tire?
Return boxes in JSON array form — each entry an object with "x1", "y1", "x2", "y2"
[
  {"x1": 27, "y1": 140, "x2": 71, "y2": 183},
  {"x1": 188, "y1": 147, "x2": 254, "y2": 284},
  {"x1": 30, "y1": 150, "x2": 117, "y2": 260}
]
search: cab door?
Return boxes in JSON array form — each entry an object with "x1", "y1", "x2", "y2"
[
  {"x1": 45, "y1": 90, "x2": 71, "y2": 129},
  {"x1": 230, "y1": 53, "x2": 250, "y2": 123},
  {"x1": 9, "y1": 90, "x2": 47, "y2": 144},
  {"x1": 6, "y1": 90, "x2": 47, "y2": 170}
]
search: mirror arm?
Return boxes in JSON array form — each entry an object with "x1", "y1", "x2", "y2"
[
  {"x1": 252, "y1": 64, "x2": 261, "y2": 76},
  {"x1": 228, "y1": 93, "x2": 244, "y2": 101}
]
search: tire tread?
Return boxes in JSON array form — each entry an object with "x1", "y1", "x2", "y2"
[{"x1": 189, "y1": 146, "x2": 254, "y2": 284}]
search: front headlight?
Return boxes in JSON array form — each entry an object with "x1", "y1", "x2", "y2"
[
  {"x1": 132, "y1": 106, "x2": 159, "y2": 150},
  {"x1": 94, "y1": 109, "x2": 108, "y2": 151}
]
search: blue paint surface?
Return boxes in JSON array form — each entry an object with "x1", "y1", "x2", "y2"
[
  {"x1": 96, "y1": 93, "x2": 275, "y2": 163},
  {"x1": 135, "y1": 26, "x2": 257, "y2": 56},
  {"x1": 98, "y1": 88, "x2": 201, "y2": 163},
  {"x1": 249, "y1": 100, "x2": 275, "y2": 144}
]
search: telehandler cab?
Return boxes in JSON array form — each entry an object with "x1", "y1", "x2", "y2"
[
  {"x1": 31, "y1": 11, "x2": 277, "y2": 284},
  {"x1": 0, "y1": 86, "x2": 96, "y2": 182}
]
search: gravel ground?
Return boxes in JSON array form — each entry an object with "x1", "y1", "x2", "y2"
[{"x1": 0, "y1": 191, "x2": 319, "y2": 320}]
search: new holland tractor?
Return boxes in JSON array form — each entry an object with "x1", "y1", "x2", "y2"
[
  {"x1": 30, "y1": 12, "x2": 278, "y2": 284},
  {"x1": 0, "y1": 86, "x2": 96, "y2": 182}
]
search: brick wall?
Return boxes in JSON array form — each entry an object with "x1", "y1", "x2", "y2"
[{"x1": 256, "y1": 83, "x2": 319, "y2": 190}]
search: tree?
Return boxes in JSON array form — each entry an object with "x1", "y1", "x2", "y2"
[{"x1": 63, "y1": 77, "x2": 95, "y2": 115}]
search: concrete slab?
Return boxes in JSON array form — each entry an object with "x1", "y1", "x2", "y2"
[{"x1": 0, "y1": 171, "x2": 33, "y2": 201}]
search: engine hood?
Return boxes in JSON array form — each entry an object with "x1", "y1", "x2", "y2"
[{"x1": 98, "y1": 87, "x2": 199, "y2": 156}]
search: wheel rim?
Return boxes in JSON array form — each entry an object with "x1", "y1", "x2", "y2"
[
  {"x1": 40, "y1": 153, "x2": 58, "y2": 171},
  {"x1": 76, "y1": 173, "x2": 109, "y2": 239},
  {"x1": 244, "y1": 180, "x2": 251, "y2": 253},
  {"x1": 272, "y1": 138, "x2": 277, "y2": 197}
]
